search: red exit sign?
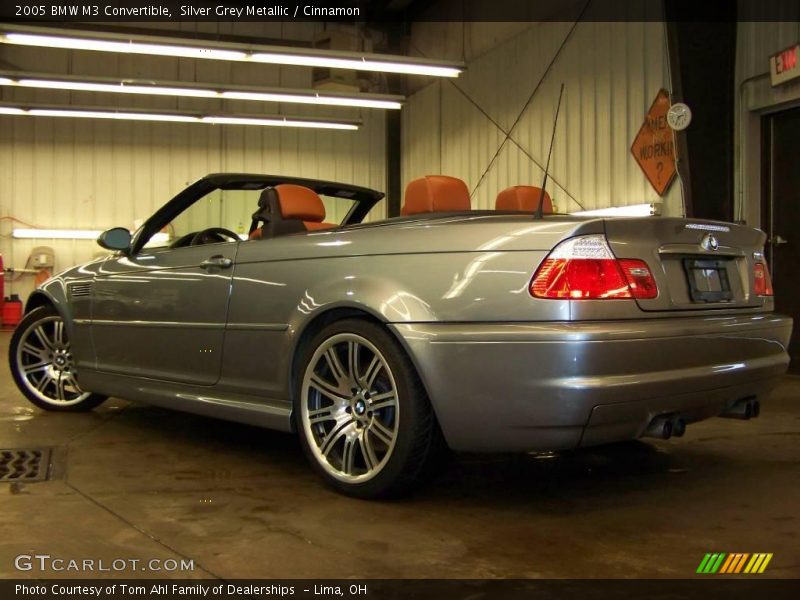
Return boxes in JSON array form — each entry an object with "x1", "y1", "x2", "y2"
[{"x1": 770, "y1": 44, "x2": 799, "y2": 86}]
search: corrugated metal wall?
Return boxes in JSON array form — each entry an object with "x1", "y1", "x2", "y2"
[
  {"x1": 734, "y1": 19, "x2": 800, "y2": 225},
  {"x1": 0, "y1": 23, "x2": 387, "y2": 302},
  {"x1": 402, "y1": 20, "x2": 684, "y2": 216}
]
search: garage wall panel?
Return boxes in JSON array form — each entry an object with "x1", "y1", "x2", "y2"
[
  {"x1": 402, "y1": 20, "x2": 683, "y2": 216},
  {"x1": 0, "y1": 23, "x2": 387, "y2": 303},
  {"x1": 734, "y1": 19, "x2": 800, "y2": 226}
]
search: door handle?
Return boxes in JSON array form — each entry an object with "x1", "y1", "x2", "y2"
[
  {"x1": 772, "y1": 235, "x2": 789, "y2": 246},
  {"x1": 200, "y1": 255, "x2": 233, "y2": 270}
]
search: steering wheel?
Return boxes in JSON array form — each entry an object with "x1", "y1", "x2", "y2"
[{"x1": 190, "y1": 227, "x2": 241, "y2": 246}]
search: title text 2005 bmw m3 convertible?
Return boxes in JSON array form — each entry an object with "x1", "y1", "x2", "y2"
[{"x1": 8, "y1": 174, "x2": 793, "y2": 497}]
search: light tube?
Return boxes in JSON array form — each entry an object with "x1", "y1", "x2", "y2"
[
  {"x1": 0, "y1": 105, "x2": 360, "y2": 130},
  {"x1": 249, "y1": 52, "x2": 462, "y2": 77},
  {"x1": 13, "y1": 229, "x2": 172, "y2": 243},
  {"x1": 13, "y1": 228, "x2": 103, "y2": 239},
  {"x1": 1, "y1": 31, "x2": 462, "y2": 77},
  {"x1": 3, "y1": 33, "x2": 248, "y2": 61},
  {"x1": 0, "y1": 76, "x2": 402, "y2": 109},
  {"x1": 17, "y1": 79, "x2": 219, "y2": 98},
  {"x1": 571, "y1": 203, "x2": 662, "y2": 217},
  {"x1": 201, "y1": 116, "x2": 358, "y2": 130},
  {"x1": 29, "y1": 109, "x2": 201, "y2": 123}
]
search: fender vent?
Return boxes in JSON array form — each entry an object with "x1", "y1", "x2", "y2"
[
  {"x1": 0, "y1": 448, "x2": 52, "y2": 482},
  {"x1": 69, "y1": 282, "x2": 93, "y2": 298}
]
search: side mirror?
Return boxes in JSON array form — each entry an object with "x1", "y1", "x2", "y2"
[{"x1": 97, "y1": 227, "x2": 132, "y2": 252}]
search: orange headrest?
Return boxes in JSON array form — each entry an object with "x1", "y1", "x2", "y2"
[
  {"x1": 495, "y1": 186, "x2": 553, "y2": 214},
  {"x1": 402, "y1": 176, "x2": 471, "y2": 215},
  {"x1": 275, "y1": 184, "x2": 325, "y2": 222}
]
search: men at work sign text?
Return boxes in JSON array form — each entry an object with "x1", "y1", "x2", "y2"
[{"x1": 631, "y1": 89, "x2": 677, "y2": 196}]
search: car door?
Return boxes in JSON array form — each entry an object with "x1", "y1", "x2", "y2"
[
  {"x1": 91, "y1": 244, "x2": 237, "y2": 385},
  {"x1": 90, "y1": 183, "x2": 242, "y2": 386}
]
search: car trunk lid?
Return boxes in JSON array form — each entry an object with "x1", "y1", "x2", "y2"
[{"x1": 603, "y1": 217, "x2": 768, "y2": 312}]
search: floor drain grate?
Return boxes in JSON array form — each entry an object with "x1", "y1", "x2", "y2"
[{"x1": 0, "y1": 448, "x2": 52, "y2": 482}]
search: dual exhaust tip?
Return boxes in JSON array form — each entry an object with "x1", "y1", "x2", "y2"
[
  {"x1": 644, "y1": 414, "x2": 686, "y2": 440},
  {"x1": 644, "y1": 397, "x2": 761, "y2": 440},
  {"x1": 719, "y1": 397, "x2": 761, "y2": 420}
]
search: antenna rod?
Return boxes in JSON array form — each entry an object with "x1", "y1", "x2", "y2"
[{"x1": 535, "y1": 82, "x2": 565, "y2": 220}]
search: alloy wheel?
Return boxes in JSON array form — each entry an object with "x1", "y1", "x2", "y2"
[
  {"x1": 300, "y1": 333, "x2": 399, "y2": 483},
  {"x1": 14, "y1": 315, "x2": 91, "y2": 406}
]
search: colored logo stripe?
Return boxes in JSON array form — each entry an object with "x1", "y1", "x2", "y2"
[
  {"x1": 697, "y1": 553, "x2": 726, "y2": 574},
  {"x1": 698, "y1": 553, "x2": 772, "y2": 574}
]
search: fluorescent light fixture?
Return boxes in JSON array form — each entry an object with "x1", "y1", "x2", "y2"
[
  {"x1": 0, "y1": 75, "x2": 402, "y2": 110},
  {"x1": 219, "y1": 91, "x2": 401, "y2": 110},
  {"x1": 202, "y1": 116, "x2": 358, "y2": 130},
  {"x1": 18, "y1": 78, "x2": 219, "y2": 98},
  {"x1": 0, "y1": 30, "x2": 463, "y2": 78},
  {"x1": 3, "y1": 33, "x2": 248, "y2": 61},
  {"x1": 13, "y1": 229, "x2": 172, "y2": 243},
  {"x1": 14, "y1": 228, "x2": 102, "y2": 239},
  {"x1": 0, "y1": 104, "x2": 360, "y2": 130},
  {"x1": 571, "y1": 203, "x2": 662, "y2": 217},
  {"x1": 249, "y1": 52, "x2": 461, "y2": 77},
  {"x1": 29, "y1": 109, "x2": 200, "y2": 123}
]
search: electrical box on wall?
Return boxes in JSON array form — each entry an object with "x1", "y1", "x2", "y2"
[{"x1": 31, "y1": 246, "x2": 55, "y2": 269}]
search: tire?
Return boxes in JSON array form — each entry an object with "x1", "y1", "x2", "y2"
[
  {"x1": 9, "y1": 305, "x2": 108, "y2": 412},
  {"x1": 294, "y1": 318, "x2": 445, "y2": 498}
]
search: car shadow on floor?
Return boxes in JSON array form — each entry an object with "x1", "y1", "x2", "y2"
[{"x1": 86, "y1": 401, "x2": 729, "y2": 509}]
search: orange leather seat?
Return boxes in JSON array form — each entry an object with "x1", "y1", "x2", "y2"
[
  {"x1": 275, "y1": 184, "x2": 336, "y2": 231},
  {"x1": 249, "y1": 184, "x2": 336, "y2": 239},
  {"x1": 401, "y1": 175, "x2": 471, "y2": 215},
  {"x1": 495, "y1": 185, "x2": 553, "y2": 214}
]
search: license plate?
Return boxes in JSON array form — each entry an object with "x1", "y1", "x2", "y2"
[{"x1": 683, "y1": 258, "x2": 734, "y2": 303}]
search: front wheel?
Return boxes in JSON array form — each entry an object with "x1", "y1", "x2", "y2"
[
  {"x1": 9, "y1": 306, "x2": 107, "y2": 412},
  {"x1": 295, "y1": 319, "x2": 444, "y2": 498}
]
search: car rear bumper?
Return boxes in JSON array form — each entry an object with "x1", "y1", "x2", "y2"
[{"x1": 390, "y1": 314, "x2": 793, "y2": 452}]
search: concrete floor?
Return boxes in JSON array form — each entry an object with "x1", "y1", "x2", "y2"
[{"x1": 1, "y1": 329, "x2": 798, "y2": 580}]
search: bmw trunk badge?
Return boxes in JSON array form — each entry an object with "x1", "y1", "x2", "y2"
[{"x1": 701, "y1": 234, "x2": 719, "y2": 251}]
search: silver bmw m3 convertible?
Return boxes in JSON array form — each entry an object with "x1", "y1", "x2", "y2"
[{"x1": 8, "y1": 173, "x2": 792, "y2": 497}]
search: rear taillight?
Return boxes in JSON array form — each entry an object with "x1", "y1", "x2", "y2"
[
  {"x1": 753, "y1": 262, "x2": 774, "y2": 296},
  {"x1": 530, "y1": 235, "x2": 658, "y2": 300}
]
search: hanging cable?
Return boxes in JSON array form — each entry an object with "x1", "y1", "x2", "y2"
[{"x1": 469, "y1": 0, "x2": 591, "y2": 200}]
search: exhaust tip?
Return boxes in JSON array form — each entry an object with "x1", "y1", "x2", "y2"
[
  {"x1": 645, "y1": 415, "x2": 673, "y2": 440},
  {"x1": 719, "y1": 397, "x2": 760, "y2": 420}
]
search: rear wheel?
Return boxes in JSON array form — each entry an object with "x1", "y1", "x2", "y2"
[
  {"x1": 295, "y1": 319, "x2": 443, "y2": 498},
  {"x1": 9, "y1": 306, "x2": 107, "y2": 412}
]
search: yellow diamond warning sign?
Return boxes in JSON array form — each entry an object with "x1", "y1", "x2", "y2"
[{"x1": 631, "y1": 89, "x2": 677, "y2": 196}]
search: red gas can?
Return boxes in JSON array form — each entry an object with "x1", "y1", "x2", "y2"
[{"x1": 2, "y1": 296, "x2": 23, "y2": 327}]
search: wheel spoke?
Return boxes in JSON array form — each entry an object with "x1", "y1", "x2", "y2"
[
  {"x1": 53, "y1": 321, "x2": 65, "y2": 346},
  {"x1": 35, "y1": 373, "x2": 52, "y2": 393},
  {"x1": 359, "y1": 431, "x2": 379, "y2": 470},
  {"x1": 370, "y1": 418, "x2": 395, "y2": 446},
  {"x1": 369, "y1": 391, "x2": 397, "y2": 412},
  {"x1": 320, "y1": 418, "x2": 355, "y2": 456},
  {"x1": 347, "y1": 341, "x2": 360, "y2": 382},
  {"x1": 22, "y1": 361, "x2": 49, "y2": 376},
  {"x1": 341, "y1": 435, "x2": 357, "y2": 475},
  {"x1": 323, "y1": 347, "x2": 348, "y2": 385},
  {"x1": 363, "y1": 356, "x2": 382, "y2": 389},
  {"x1": 22, "y1": 342, "x2": 48, "y2": 361},
  {"x1": 33, "y1": 326, "x2": 55, "y2": 352},
  {"x1": 55, "y1": 374, "x2": 66, "y2": 401},
  {"x1": 309, "y1": 373, "x2": 349, "y2": 403},
  {"x1": 307, "y1": 405, "x2": 336, "y2": 425}
]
